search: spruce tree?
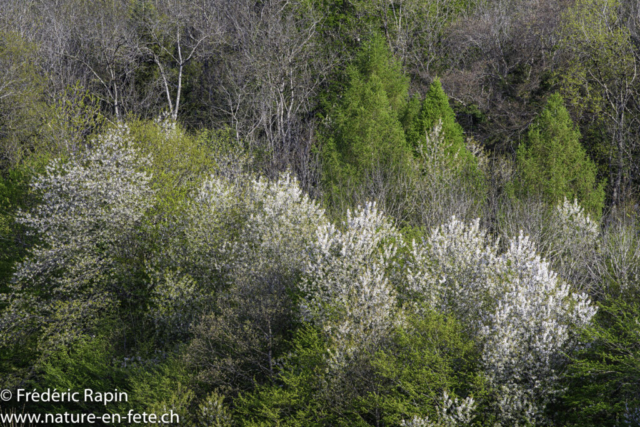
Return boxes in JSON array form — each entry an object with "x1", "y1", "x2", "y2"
[{"x1": 513, "y1": 93, "x2": 605, "y2": 216}]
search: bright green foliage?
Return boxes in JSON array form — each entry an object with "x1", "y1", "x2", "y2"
[
  {"x1": 127, "y1": 118, "x2": 222, "y2": 209},
  {"x1": 0, "y1": 155, "x2": 52, "y2": 387},
  {"x1": 401, "y1": 81, "x2": 485, "y2": 215},
  {"x1": 36, "y1": 334, "x2": 130, "y2": 414},
  {"x1": 321, "y1": 35, "x2": 413, "y2": 206},
  {"x1": 0, "y1": 37, "x2": 102, "y2": 170},
  {"x1": 361, "y1": 308, "x2": 485, "y2": 426},
  {"x1": 234, "y1": 310, "x2": 485, "y2": 426},
  {"x1": 128, "y1": 355, "x2": 198, "y2": 425},
  {"x1": 558, "y1": 296, "x2": 640, "y2": 426},
  {"x1": 350, "y1": 35, "x2": 409, "y2": 112},
  {"x1": 39, "y1": 85, "x2": 105, "y2": 156},
  {"x1": 512, "y1": 93, "x2": 605, "y2": 216},
  {"x1": 234, "y1": 326, "x2": 331, "y2": 426},
  {"x1": 0, "y1": 155, "x2": 50, "y2": 287},
  {"x1": 405, "y1": 79, "x2": 476, "y2": 169},
  {"x1": 400, "y1": 94, "x2": 421, "y2": 138}
]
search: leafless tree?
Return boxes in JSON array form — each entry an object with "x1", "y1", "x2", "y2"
[
  {"x1": 61, "y1": 0, "x2": 138, "y2": 120},
  {"x1": 208, "y1": 0, "x2": 332, "y2": 188},
  {"x1": 134, "y1": 0, "x2": 222, "y2": 121},
  {"x1": 442, "y1": 0, "x2": 572, "y2": 148}
]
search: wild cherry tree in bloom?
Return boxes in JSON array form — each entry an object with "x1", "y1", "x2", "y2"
[
  {"x1": 406, "y1": 216, "x2": 597, "y2": 424},
  {"x1": 181, "y1": 172, "x2": 326, "y2": 292},
  {"x1": 0, "y1": 124, "x2": 155, "y2": 355},
  {"x1": 300, "y1": 202, "x2": 404, "y2": 368},
  {"x1": 401, "y1": 392, "x2": 477, "y2": 427},
  {"x1": 230, "y1": 172, "x2": 327, "y2": 291},
  {"x1": 183, "y1": 172, "x2": 328, "y2": 388}
]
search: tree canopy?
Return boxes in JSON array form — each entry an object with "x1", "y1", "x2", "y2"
[{"x1": 513, "y1": 93, "x2": 605, "y2": 216}]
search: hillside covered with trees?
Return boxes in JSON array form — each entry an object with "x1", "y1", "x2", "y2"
[{"x1": 1, "y1": 0, "x2": 640, "y2": 425}]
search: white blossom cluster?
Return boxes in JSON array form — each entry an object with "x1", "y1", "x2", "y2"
[
  {"x1": 481, "y1": 233, "x2": 596, "y2": 424},
  {"x1": 230, "y1": 173, "x2": 326, "y2": 290},
  {"x1": 497, "y1": 197, "x2": 600, "y2": 290},
  {"x1": 550, "y1": 197, "x2": 600, "y2": 288},
  {"x1": 400, "y1": 393, "x2": 477, "y2": 427},
  {"x1": 300, "y1": 202, "x2": 404, "y2": 366},
  {"x1": 153, "y1": 112, "x2": 178, "y2": 134},
  {"x1": 555, "y1": 197, "x2": 598, "y2": 244},
  {"x1": 18, "y1": 123, "x2": 153, "y2": 260},
  {"x1": 186, "y1": 173, "x2": 596, "y2": 423},
  {"x1": 407, "y1": 217, "x2": 597, "y2": 424},
  {"x1": 2, "y1": 124, "x2": 155, "y2": 348},
  {"x1": 405, "y1": 217, "x2": 499, "y2": 320},
  {"x1": 177, "y1": 174, "x2": 246, "y2": 287},
  {"x1": 182, "y1": 172, "x2": 325, "y2": 292}
]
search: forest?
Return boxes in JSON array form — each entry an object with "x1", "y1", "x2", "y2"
[{"x1": 1, "y1": 0, "x2": 640, "y2": 425}]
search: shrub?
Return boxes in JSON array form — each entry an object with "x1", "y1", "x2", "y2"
[
  {"x1": 186, "y1": 173, "x2": 326, "y2": 394},
  {"x1": 300, "y1": 202, "x2": 404, "y2": 368}
]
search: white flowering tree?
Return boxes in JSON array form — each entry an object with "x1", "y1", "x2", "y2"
[
  {"x1": 552, "y1": 197, "x2": 599, "y2": 289},
  {"x1": 176, "y1": 172, "x2": 325, "y2": 292},
  {"x1": 482, "y1": 233, "x2": 597, "y2": 424},
  {"x1": 404, "y1": 217, "x2": 500, "y2": 319},
  {"x1": 0, "y1": 124, "x2": 155, "y2": 355},
  {"x1": 185, "y1": 173, "x2": 327, "y2": 390},
  {"x1": 406, "y1": 216, "x2": 597, "y2": 424},
  {"x1": 300, "y1": 202, "x2": 404, "y2": 368},
  {"x1": 401, "y1": 393, "x2": 477, "y2": 427},
  {"x1": 230, "y1": 173, "x2": 327, "y2": 291},
  {"x1": 497, "y1": 197, "x2": 600, "y2": 290}
]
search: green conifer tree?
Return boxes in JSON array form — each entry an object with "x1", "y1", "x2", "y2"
[
  {"x1": 513, "y1": 93, "x2": 605, "y2": 216},
  {"x1": 405, "y1": 78, "x2": 476, "y2": 170},
  {"x1": 321, "y1": 35, "x2": 413, "y2": 204}
]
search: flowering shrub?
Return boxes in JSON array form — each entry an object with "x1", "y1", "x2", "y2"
[
  {"x1": 556, "y1": 198, "x2": 599, "y2": 244},
  {"x1": 231, "y1": 173, "x2": 326, "y2": 291},
  {"x1": 405, "y1": 217, "x2": 499, "y2": 318},
  {"x1": 185, "y1": 173, "x2": 327, "y2": 391},
  {"x1": 548, "y1": 198, "x2": 600, "y2": 289},
  {"x1": 179, "y1": 172, "x2": 325, "y2": 292},
  {"x1": 482, "y1": 233, "x2": 597, "y2": 424},
  {"x1": 497, "y1": 197, "x2": 600, "y2": 290},
  {"x1": 401, "y1": 393, "x2": 477, "y2": 427}
]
